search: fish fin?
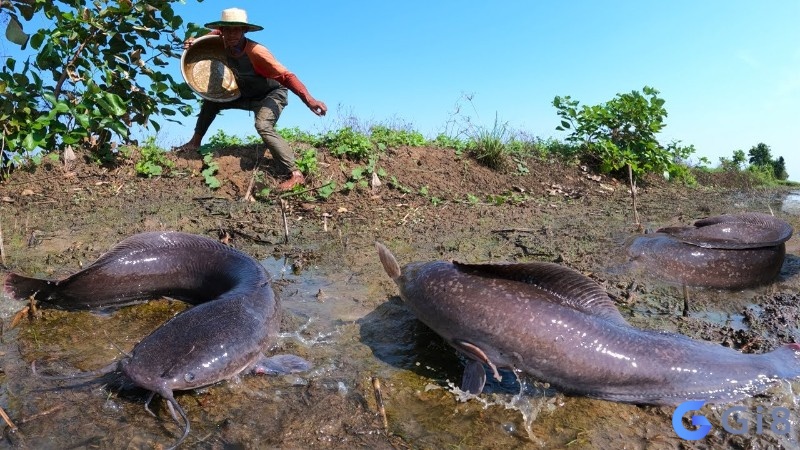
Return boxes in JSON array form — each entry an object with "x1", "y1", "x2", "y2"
[
  {"x1": 453, "y1": 261, "x2": 628, "y2": 325},
  {"x1": 452, "y1": 339, "x2": 502, "y2": 382},
  {"x1": 4, "y1": 272, "x2": 56, "y2": 301},
  {"x1": 375, "y1": 242, "x2": 402, "y2": 279},
  {"x1": 249, "y1": 353, "x2": 312, "y2": 376},
  {"x1": 461, "y1": 360, "x2": 487, "y2": 394}
]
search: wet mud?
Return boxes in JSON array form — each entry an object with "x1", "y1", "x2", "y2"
[{"x1": 1, "y1": 149, "x2": 800, "y2": 449}]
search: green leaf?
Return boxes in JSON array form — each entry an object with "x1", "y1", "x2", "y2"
[
  {"x1": 29, "y1": 31, "x2": 45, "y2": 50},
  {"x1": 102, "y1": 92, "x2": 128, "y2": 116}
]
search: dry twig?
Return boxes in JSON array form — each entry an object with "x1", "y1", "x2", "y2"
[
  {"x1": 280, "y1": 199, "x2": 290, "y2": 244},
  {"x1": 371, "y1": 377, "x2": 389, "y2": 433},
  {"x1": 0, "y1": 405, "x2": 18, "y2": 434},
  {"x1": 0, "y1": 217, "x2": 6, "y2": 267}
]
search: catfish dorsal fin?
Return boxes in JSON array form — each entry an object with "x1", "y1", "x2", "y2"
[{"x1": 453, "y1": 261, "x2": 628, "y2": 325}]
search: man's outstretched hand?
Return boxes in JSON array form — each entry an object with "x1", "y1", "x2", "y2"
[{"x1": 308, "y1": 99, "x2": 327, "y2": 116}]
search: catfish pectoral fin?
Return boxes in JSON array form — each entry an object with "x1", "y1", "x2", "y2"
[
  {"x1": 249, "y1": 353, "x2": 312, "y2": 376},
  {"x1": 461, "y1": 360, "x2": 487, "y2": 394},
  {"x1": 453, "y1": 339, "x2": 502, "y2": 382}
]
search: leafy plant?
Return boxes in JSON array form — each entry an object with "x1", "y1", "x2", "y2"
[
  {"x1": 278, "y1": 127, "x2": 320, "y2": 146},
  {"x1": 296, "y1": 148, "x2": 319, "y2": 176},
  {"x1": 317, "y1": 181, "x2": 336, "y2": 199},
  {"x1": 0, "y1": 0, "x2": 198, "y2": 164},
  {"x1": 207, "y1": 129, "x2": 245, "y2": 148},
  {"x1": 133, "y1": 136, "x2": 173, "y2": 177},
  {"x1": 553, "y1": 86, "x2": 689, "y2": 181},
  {"x1": 198, "y1": 146, "x2": 221, "y2": 189},
  {"x1": 321, "y1": 127, "x2": 373, "y2": 160},
  {"x1": 512, "y1": 156, "x2": 529, "y2": 175},
  {"x1": 430, "y1": 133, "x2": 468, "y2": 154},
  {"x1": 389, "y1": 176, "x2": 413, "y2": 194},
  {"x1": 341, "y1": 155, "x2": 385, "y2": 192},
  {"x1": 369, "y1": 125, "x2": 426, "y2": 151},
  {"x1": 344, "y1": 166, "x2": 368, "y2": 191}
]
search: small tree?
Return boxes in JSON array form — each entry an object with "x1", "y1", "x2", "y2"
[
  {"x1": 773, "y1": 156, "x2": 788, "y2": 181},
  {"x1": 731, "y1": 149, "x2": 747, "y2": 169},
  {"x1": 553, "y1": 86, "x2": 694, "y2": 181},
  {"x1": 748, "y1": 142, "x2": 773, "y2": 168},
  {"x1": 1, "y1": 0, "x2": 202, "y2": 165},
  {"x1": 553, "y1": 86, "x2": 695, "y2": 228},
  {"x1": 719, "y1": 149, "x2": 747, "y2": 172}
]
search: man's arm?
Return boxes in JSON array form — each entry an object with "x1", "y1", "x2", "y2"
[{"x1": 246, "y1": 42, "x2": 327, "y2": 116}]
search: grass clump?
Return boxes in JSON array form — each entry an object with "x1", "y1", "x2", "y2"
[{"x1": 467, "y1": 113, "x2": 509, "y2": 170}]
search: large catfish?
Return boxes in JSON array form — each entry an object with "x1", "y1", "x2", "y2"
[{"x1": 376, "y1": 242, "x2": 800, "y2": 405}]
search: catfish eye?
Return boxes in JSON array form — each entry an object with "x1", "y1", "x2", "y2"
[{"x1": 184, "y1": 372, "x2": 195, "y2": 382}]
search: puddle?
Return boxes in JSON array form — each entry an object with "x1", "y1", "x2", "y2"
[
  {"x1": 782, "y1": 191, "x2": 800, "y2": 216},
  {"x1": 3, "y1": 234, "x2": 800, "y2": 449}
]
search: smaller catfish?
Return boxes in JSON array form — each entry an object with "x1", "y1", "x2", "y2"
[
  {"x1": 376, "y1": 242, "x2": 800, "y2": 405},
  {"x1": 626, "y1": 212, "x2": 793, "y2": 289},
  {"x1": 4, "y1": 232, "x2": 311, "y2": 449}
]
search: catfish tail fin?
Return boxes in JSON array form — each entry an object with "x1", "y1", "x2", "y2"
[{"x1": 4, "y1": 272, "x2": 56, "y2": 301}]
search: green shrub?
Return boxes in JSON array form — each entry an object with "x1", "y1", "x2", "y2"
[
  {"x1": 369, "y1": 125, "x2": 426, "y2": 150},
  {"x1": 296, "y1": 148, "x2": 319, "y2": 176},
  {"x1": 278, "y1": 127, "x2": 321, "y2": 146},
  {"x1": 430, "y1": 133, "x2": 468, "y2": 153},
  {"x1": 207, "y1": 129, "x2": 245, "y2": 148},
  {"x1": 321, "y1": 127, "x2": 373, "y2": 160},
  {"x1": 553, "y1": 86, "x2": 693, "y2": 182},
  {"x1": 134, "y1": 137, "x2": 173, "y2": 178}
]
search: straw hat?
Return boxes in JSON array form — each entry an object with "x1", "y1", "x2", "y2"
[
  {"x1": 204, "y1": 8, "x2": 263, "y2": 32},
  {"x1": 180, "y1": 35, "x2": 241, "y2": 102}
]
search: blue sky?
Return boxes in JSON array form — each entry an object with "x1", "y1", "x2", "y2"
[{"x1": 4, "y1": 1, "x2": 800, "y2": 180}]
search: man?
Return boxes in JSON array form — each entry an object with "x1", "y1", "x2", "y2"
[{"x1": 176, "y1": 8, "x2": 327, "y2": 191}]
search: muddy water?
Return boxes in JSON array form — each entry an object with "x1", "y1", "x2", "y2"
[{"x1": 3, "y1": 193, "x2": 800, "y2": 449}]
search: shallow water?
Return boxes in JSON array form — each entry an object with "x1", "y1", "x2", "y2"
[
  {"x1": 782, "y1": 190, "x2": 800, "y2": 216},
  {"x1": 3, "y1": 205, "x2": 800, "y2": 449}
]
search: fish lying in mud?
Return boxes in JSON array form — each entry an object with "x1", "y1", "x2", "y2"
[
  {"x1": 625, "y1": 212, "x2": 793, "y2": 289},
  {"x1": 376, "y1": 242, "x2": 800, "y2": 405},
  {"x1": 4, "y1": 231, "x2": 311, "y2": 448}
]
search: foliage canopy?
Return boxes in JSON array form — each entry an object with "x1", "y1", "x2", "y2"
[
  {"x1": 553, "y1": 86, "x2": 695, "y2": 182},
  {"x1": 0, "y1": 0, "x2": 203, "y2": 165}
]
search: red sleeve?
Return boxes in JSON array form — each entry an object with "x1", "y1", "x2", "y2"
[
  {"x1": 245, "y1": 42, "x2": 314, "y2": 105},
  {"x1": 275, "y1": 72, "x2": 314, "y2": 106}
]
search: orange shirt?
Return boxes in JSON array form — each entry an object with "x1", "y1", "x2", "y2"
[{"x1": 206, "y1": 30, "x2": 312, "y2": 105}]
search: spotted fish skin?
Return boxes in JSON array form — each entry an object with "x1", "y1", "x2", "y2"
[
  {"x1": 5, "y1": 231, "x2": 310, "y2": 447},
  {"x1": 376, "y1": 242, "x2": 800, "y2": 405},
  {"x1": 626, "y1": 212, "x2": 793, "y2": 289}
]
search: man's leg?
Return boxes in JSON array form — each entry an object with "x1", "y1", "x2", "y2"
[
  {"x1": 253, "y1": 96, "x2": 305, "y2": 190},
  {"x1": 174, "y1": 100, "x2": 225, "y2": 152}
]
